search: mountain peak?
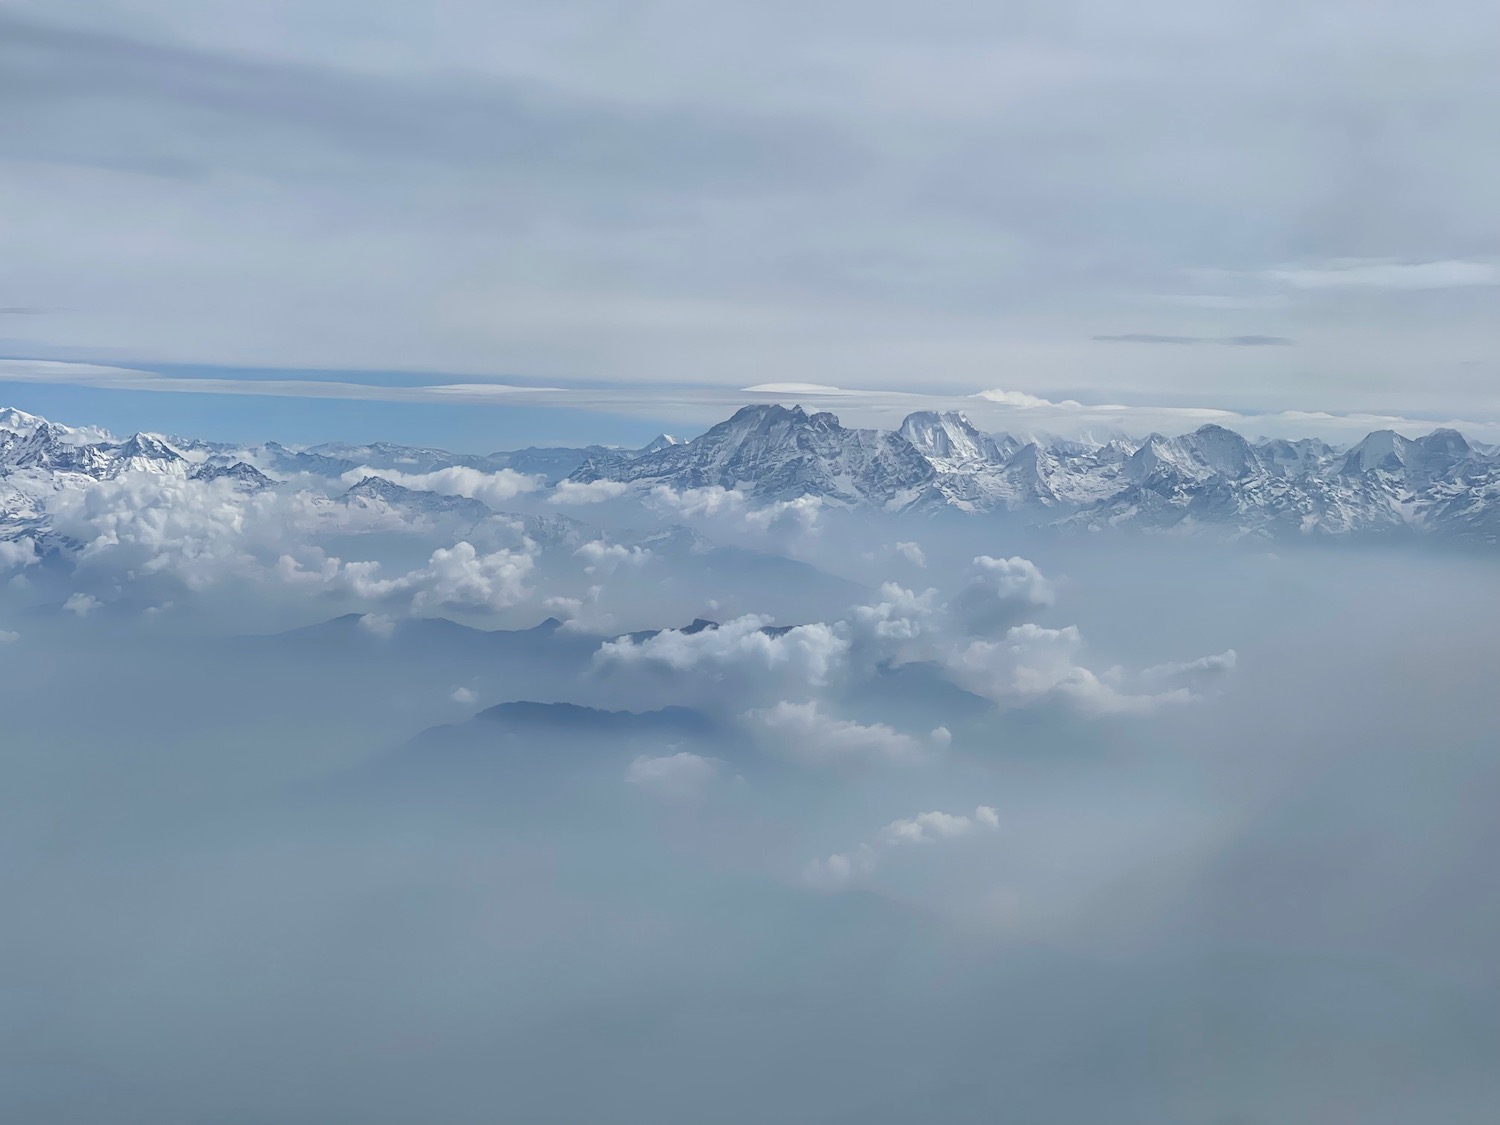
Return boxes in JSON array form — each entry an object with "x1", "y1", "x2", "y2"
[{"x1": 898, "y1": 410, "x2": 1005, "y2": 465}]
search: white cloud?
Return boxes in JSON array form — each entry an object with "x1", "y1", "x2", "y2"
[
  {"x1": 948, "y1": 624, "x2": 1196, "y2": 716},
  {"x1": 0, "y1": 629, "x2": 18, "y2": 644},
  {"x1": 806, "y1": 805, "x2": 1000, "y2": 889},
  {"x1": 649, "y1": 484, "x2": 750, "y2": 520},
  {"x1": 595, "y1": 614, "x2": 848, "y2": 688},
  {"x1": 279, "y1": 539, "x2": 537, "y2": 615},
  {"x1": 548, "y1": 479, "x2": 630, "y2": 505},
  {"x1": 893, "y1": 541, "x2": 926, "y2": 567},
  {"x1": 63, "y1": 592, "x2": 100, "y2": 618},
  {"x1": 393, "y1": 541, "x2": 536, "y2": 613},
  {"x1": 973, "y1": 388, "x2": 1085, "y2": 409},
  {"x1": 574, "y1": 540, "x2": 650, "y2": 576},
  {"x1": 0, "y1": 538, "x2": 38, "y2": 570},
  {"x1": 741, "y1": 494, "x2": 823, "y2": 535},
  {"x1": 339, "y1": 466, "x2": 540, "y2": 507},
  {"x1": 625, "y1": 751, "x2": 721, "y2": 802},
  {"x1": 450, "y1": 686, "x2": 478, "y2": 704},
  {"x1": 741, "y1": 383, "x2": 846, "y2": 395},
  {"x1": 648, "y1": 485, "x2": 823, "y2": 538},
  {"x1": 1260, "y1": 259, "x2": 1499, "y2": 291},
  {"x1": 746, "y1": 700, "x2": 932, "y2": 767},
  {"x1": 543, "y1": 584, "x2": 615, "y2": 634},
  {"x1": 1139, "y1": 649, "x2": 1238, "y2": 689},
  {"x1": 880, "y1": 808, "x2": 995, "y2": 845},
  {"x1": 849, "y1": 582, "x2": 941, "y2": 647},
  {"x1": 358, "y1": 613, "x2": 397, "y2": 638},
  {"x1": 951, "y1": 555, "x2": 1056, "y2": 635}
]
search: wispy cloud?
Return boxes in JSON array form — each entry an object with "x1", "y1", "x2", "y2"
[
  {"x1": 1092, "y1": 334, "x2": 1294, "y2": 346},
  {"x1": 1260, "y1": 260, "x2": 1499, "y2": 291},
  {"x1": 3, "y1": 358, "x2": 1499, "y2": 443}
]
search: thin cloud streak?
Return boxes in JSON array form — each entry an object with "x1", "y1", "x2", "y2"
[{"x1": 2, "y1": 358, "x2": 1497, "y2": 444}]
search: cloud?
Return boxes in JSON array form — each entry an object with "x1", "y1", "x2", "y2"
[
  {"x1": 848, "y1": 582, "x2": 942, "y2": 654},
  {"x1": 6, "y1": 358, "x2": 1500, "y2": 447},
  {"x1": 648, "y1": 485, "x2": 823, "y2": 537},
  {"x1": 972, "y1": 389, "x2": 1079, "y2": 410},
  {"x1": 948, "y1": 624, "x2": 1203, "y2": 716},
  {"x1": 449, "y1": 686, "x2": 478, "y2": 704},
  {"x1": 741, "y1": 383, "x2": 847, "y2": 395},
  {"x1": 805, "y1": 805, "x2": 1000, "y2": 888},
  {"x1": 63, "y1": 592, "x2": 100, "y2": 617},
  {"x1": 649, "y1": 484, "x2": 750, "y2": 520},
  {"x1": 893, "y1": 541, "x2": 926, "y2": 567},
  {"x1": 358, "y1": 613, "x2": 396, "y2": 639},
  {"x1": 595, "y1": 615, "x2": 848, "y2": 688},
  {"x1": 0, "y1": 538, "x2": 39, "y2": 570},
  {"x1": 625, "y1": 752, "x2": 722, "y2": 803},
  {"x1": 1138, "y1": 649, "x2": 1238, "y2": 691},
  {"x1": 574, "y1": 540, "x2": 650, "y2": 576},
  {"x1": 339, "y1": 466, "x2": 540, "y2": 507},
  {"x1": 0, "y1": 629, "x2": 18, "y2": 644},
  {"x1": 1092, "y1": 334, "x2": 1294, "y2": 346},
  {"x1": 746, "y1": 700, "x2": 935, "y2": 767},
  {"x1": 542, "y1": 585, "x2": 616, "y2": 634},
  {"x1": 359, "y1": 541, "x2": 536, "y2": 614},
  {"x1": 1260, "y1": 260, "x2": 1500, "y2": 291},
  {"x1": 951, "y1": 555, "x2": 1056, "y2": 635},
  {"x1": 548, "y1": 479, "x2": 629, "y2": 505},
  {"x1": 879, "y1": 807, "x2": 998, "y2": 846}
]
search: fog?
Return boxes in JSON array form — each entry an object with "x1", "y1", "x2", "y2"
[{"x1": 2, "y1": 503, "x2": 1496, "y2": 1124}]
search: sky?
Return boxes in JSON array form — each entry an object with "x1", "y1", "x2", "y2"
[{"x1": 1, "y1": 0, "x2": 1498, "y2": 447}]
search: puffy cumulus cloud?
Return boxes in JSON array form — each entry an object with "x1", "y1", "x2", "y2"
[
  {"x1": 805, "y1": 805, "x2": 1000, "y2": 889},
  {"x1": 649, "y1": 484, "x2": 750, "y2": 521},
  {"x1": 595, "y1": 615, "x2": 848, "y2": 689},
  {"x1": 49, "y1": 473, "x2": 270, "y2": 590},
  {"x1": 746, "y1": 700, "x2": 935, "y2": 767},
  {"x1": 741, "y1": 495, "x2": 823, "y2": 536},
  {"x1": 648, "y1": 485, "x2": 822, "y2": 538},
  {"x1": 574, "y1": 540, "x2": 650, "y2": 576},
  {"x1": 893, "y1": 541, "x2": 926, "y2": 567},
  {"x1": 449, "y1": 686, "x2": 478, "y2": 705},
  {"x1": 880, "y1": 806, "x2": 999, "y2": 846},
  {"x1": 948, "y1": 624, "x2": 1194, "y2": 717},
  {"x1": 625, "y1": 751, "x2": 722, "y2": 803},
  {"x1": 548, "y1": 479, "x2": 629, "y2": 505},
  {"x1": 358, "y1": 612, "x2": 396, "y2": 639},
  {"x1": 339, "y1": 466, "x2": 540, "y2": 508},
  {"x1": 63, "y1": 592, "x2": 100, "y2": 618},
  {"x1": 0, "y1": 537, "x2": 38, "y2": 570},
  {"x1": 543, "y1": 585, "x2": 615, "y2": 634},
  {"x1": 951, "y1": 555, "x2": 1056, "y2": 635},
  {"x1": 351, "y1": 541, "x2": 536, "y2": 614},
  {"x1": 836, "y1": 559, "x2": 1233, "y2": 718},
  {"x1": 271, "y1": 538, "x2": 537, "y2": 616},
  {"x1": 849, "y1": 582, "x2": 941, "y2": 647}
]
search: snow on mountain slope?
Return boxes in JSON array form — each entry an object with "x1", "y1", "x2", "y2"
[
  {"x1": 569, "y1": 404, "x2": 936, "y2": 507},
  {"x1": 898, "y1": 411, "x2": 1007, "y2": 468},
  {"x1": 4, "y1": 403, "x2": 1500, "y2": 547}
]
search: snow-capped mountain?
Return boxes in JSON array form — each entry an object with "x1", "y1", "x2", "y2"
[
  {"x1": 4, "y1": 403, "x2": 1500, "y2": 546},
  {"x1": 562, "y1": 404, "x2": 1500, "y2": 542},
  {"x1": 898, "y1": 411, "x2": 1015, "y2": 468},
  {"x1": 570, "y1": 404, "x2": 936, "y2": 507}
]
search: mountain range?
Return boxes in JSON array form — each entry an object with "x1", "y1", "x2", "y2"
[{"x1": 4, "y1": 402, "x2": 1500, "y2": 544}]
